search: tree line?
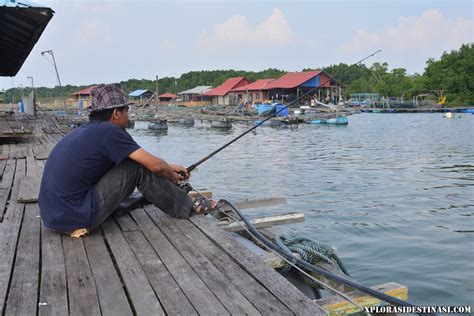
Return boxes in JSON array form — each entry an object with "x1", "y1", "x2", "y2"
[{"x1": 1, "y1": 43, "x2": 472, "y2": 106}]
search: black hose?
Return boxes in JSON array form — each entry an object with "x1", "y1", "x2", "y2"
[{"x1": 218, "y1": 198, "x2": 435, "y2": 316}]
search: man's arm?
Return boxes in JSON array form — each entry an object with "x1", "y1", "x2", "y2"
[{"x1": 129, "y1": 148, "x2": 181, "y2": 183}]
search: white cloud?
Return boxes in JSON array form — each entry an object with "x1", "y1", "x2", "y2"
[
  {"x1": 342, "y1": 9, "x2": 473, "y2": 60},
  {"x1": 198, "y1": 8, "x2": 292, "y2": 53}
]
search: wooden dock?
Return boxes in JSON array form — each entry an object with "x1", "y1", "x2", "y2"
[{"x1": 0, "y1": 114, "x2": 327, "y2": 315}]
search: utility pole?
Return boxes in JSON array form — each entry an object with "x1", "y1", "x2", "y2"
[
  {"x1": 41, "y1": 50, "x2": 67, "y2": 113},
  {"x1": 27, "y1": 76, "x2": 36, "y2": 116}
]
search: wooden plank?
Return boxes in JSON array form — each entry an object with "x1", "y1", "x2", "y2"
[
  {"x1": 83, "y1": 230, "x2": 134, "y2": 316},
  {"x1": 124, "y1": 230, "x2": 197, "y2": 315},
  {"x1": 62, "y1": 236, "x2": 101, "y2": 315},
  {"x1": 147, "y1": 206, "x2": 260, "y2": 315},
  {"x1": 102, "y1": 219, "x2": 165, "y2": 315},
  {"x1": 217, "y1": 212, "x2": 305, "y2": 232},
  {"x1": 315, "y1": 282, "x2": 408, "y2": 315},
  {"x1": 114, "y1": 212, "x2": 140, "y2": 232},
  {"x1": 130, "y1": 209, "x2": 229, "y2": 315},
  {"x1": 159, "y1": 211, "x2": 293, "y2": 315},
  {"x1": 0, "y1": 159, "x2": 24, "y2": 313},
  {"x1": 188, "y1": 190, "x2": 212, "y2": 198},
  {"x1": 17, "y1": 175, "x2": 41, "y2": 203},
  {"x1": 39, "y1": 223, "x2": 68, "y2": 316},
  {"x1": 0, "y1": 159, "x2": 16, "y2": 222},
  {"x1": 191, "y1": 215, "x2": 327, "y2": 315},
  {"x1": 5, "y1": 204, "x2": 41, "y2": 315}
]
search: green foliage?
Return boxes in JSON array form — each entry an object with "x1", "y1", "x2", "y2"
[{"x1": 2, "y1": 44, "x2": 472, "y2": 105}]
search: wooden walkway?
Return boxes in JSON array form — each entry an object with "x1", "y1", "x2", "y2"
[{"x1": 0, "y1": 115, "x2": 326, "y2": 315}]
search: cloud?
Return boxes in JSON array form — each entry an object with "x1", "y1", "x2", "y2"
[
  {"x1": 198, "y1": 8, "x2": 292, "y2": 53},
  {"x1": 342, "y1": 9, "x2": 473, "y2": 56}
]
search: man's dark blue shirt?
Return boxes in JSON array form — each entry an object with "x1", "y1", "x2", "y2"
[{"x1": 39, "y1": 121, "x2": 140, "y2": 232}]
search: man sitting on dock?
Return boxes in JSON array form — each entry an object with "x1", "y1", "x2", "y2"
[{"x1": 39, "y1": 84, "x2": 215, "y2": 236}]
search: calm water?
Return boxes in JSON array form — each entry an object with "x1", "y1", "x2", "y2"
[{"x1": 129, "y1": 113, "x2": 474, "y2": 307}]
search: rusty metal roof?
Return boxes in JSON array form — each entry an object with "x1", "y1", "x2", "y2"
[{"x1": 0, "y1": 0, "x2": 54, "y2": 76}]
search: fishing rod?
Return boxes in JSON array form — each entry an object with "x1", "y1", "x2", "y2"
[{"x1": 186, "y1": 50, "x2": 381, "y2": 172}]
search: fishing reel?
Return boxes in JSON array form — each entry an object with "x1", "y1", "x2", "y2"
[{"x1": 178, "y1": 181, "x2": 194, "y2": 193}]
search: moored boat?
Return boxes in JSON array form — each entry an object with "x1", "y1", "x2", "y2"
[{"x1": 308, "y1": 116, "x2": 348, "y2": 125}]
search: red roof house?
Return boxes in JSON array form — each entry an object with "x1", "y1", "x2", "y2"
[
  {"x1": 70, "y1": 85, "x2": 97, "y2": 98},
  {"x1": 204, "y1": 77, "x2": 250, "y2": 105},
  {"x1": 230, "y1": 79, "x2": 275, "y2": 104},
  {"x1": 266, "y1": 70, "x2": 332, "y2": 89},
  {"x1": 230, "y1": 79, "x2": 275, "y2": 92},
  {"x1": 158, "y1": 92, "x2": 177, "y2": 102}
]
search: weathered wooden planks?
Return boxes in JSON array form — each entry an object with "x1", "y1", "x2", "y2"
[
  {"x1": 62, "y1": 237, "x2": 101, "y2": 315},
  {"x1": 83, "y1": 230, "x2": 134, "y2": 316},
  {"x1": 0, "y1": 159, "x2": 16, "y2": 221},
  {"x1": 5, "y1": 204, "x2": 41, "y2": 315},
  {"x1": 39, "y1": 223, "x2": 68, "y2": 316},
  {"x1": 191, "y1": 214, "x2": 327, "y2": 315},
  {"x1": 157, "y1": 209, "x2": 294, "y2": 315},
  {"x1": 123, "y1": 229, "x2": 198, "y2": 315},
  {"x1": 0, "y1": 159, "x2": 25, "y2": 314},
  {"x1": 102, "y1": 219, "x2": 165, "y2": 315},
  {"x1": 147, "y1": 206, "x2": 261, "y2": 315},
  {"x1": 131, "y1": 209, "x2": 230, "y2": 315}
]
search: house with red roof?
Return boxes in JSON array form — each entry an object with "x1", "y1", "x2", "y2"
[
  {"x1": 70, "y1": 85, "x2": 97, "y2": 100},
  {"x1": 266, "y1": 70, "x2": 337, "y2": 104},
  {"x1": 204, "y1": 77, "x2": 250, "y2": 105},
  {"x1": 69, "y1": 85, "x2": 98, "y2": 108},
  {"x1": 230, "y1": 79, "x2": 275, "y2": 104},
  {"x1": 158, "y1": 92, "x2": 177, "y2": 102}
]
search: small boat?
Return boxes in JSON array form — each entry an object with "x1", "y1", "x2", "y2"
[
  {"x1": 308, "y1": 116, "x2": 348, "y2": 125},
  {"x1": 443, "y1": 112, "x2": 454, "y2": 119},
  {"x1": 211, "y1": 119, "x2": 232, "y2": 129},
  {"x1": 148, "y1": 120, "x2": 168, "y2": 130}
]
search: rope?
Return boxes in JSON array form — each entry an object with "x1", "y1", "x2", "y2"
[{"x1": 276, "y1": 232, "x2": 350, "y2": 289}]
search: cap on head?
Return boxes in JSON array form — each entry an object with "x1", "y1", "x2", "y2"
[{"x1": 88, "y1": 84, "x2": 132, "y2": 113}]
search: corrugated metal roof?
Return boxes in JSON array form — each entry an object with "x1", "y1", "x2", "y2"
[
  {"x1": 231, "y1": 79, "x2": 275, "y2": 92},
  {"x1": 179, "y1": 85, "x2": 213, "y2": 95},
  {"x1": 266, "y1": 71, "x2": 323, "y2": 89},
  {"x1": 128, "y1": 89, "x2": 152, "y2": 97},
  {"x1": 204, "y1": 77, "x2": 250, "y2": 96},
  {"x1": 158, "y1": 92, "x2": 177, "y2": 98},
  {"x1": 70, "y1": 85, "x2": 97, "y2": 96},
  {"x1": 0, "y1": 0, "x2": 54, "y2": 76}
]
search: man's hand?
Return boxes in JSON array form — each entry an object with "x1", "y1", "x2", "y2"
[{"x1": 169, "y1": 164, "x2": 190, "y2": 181}]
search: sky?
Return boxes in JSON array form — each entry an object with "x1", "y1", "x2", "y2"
[{"x1": 1, "y1": 0, "x2": 473, "y2": 91}]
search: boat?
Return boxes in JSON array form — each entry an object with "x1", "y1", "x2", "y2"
[
  {"x1": 443, "y1": 112, "x2": 455, "y2": 119},
  {"x1": 148, "y1": 119, "x2": 168, "y2": 130},
  {"x1": 210, "y1": 119, "x2": 232, "y2": 129},
  {"x1": 308, "y1": 116, "x2": 348, "y2": 125}
]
